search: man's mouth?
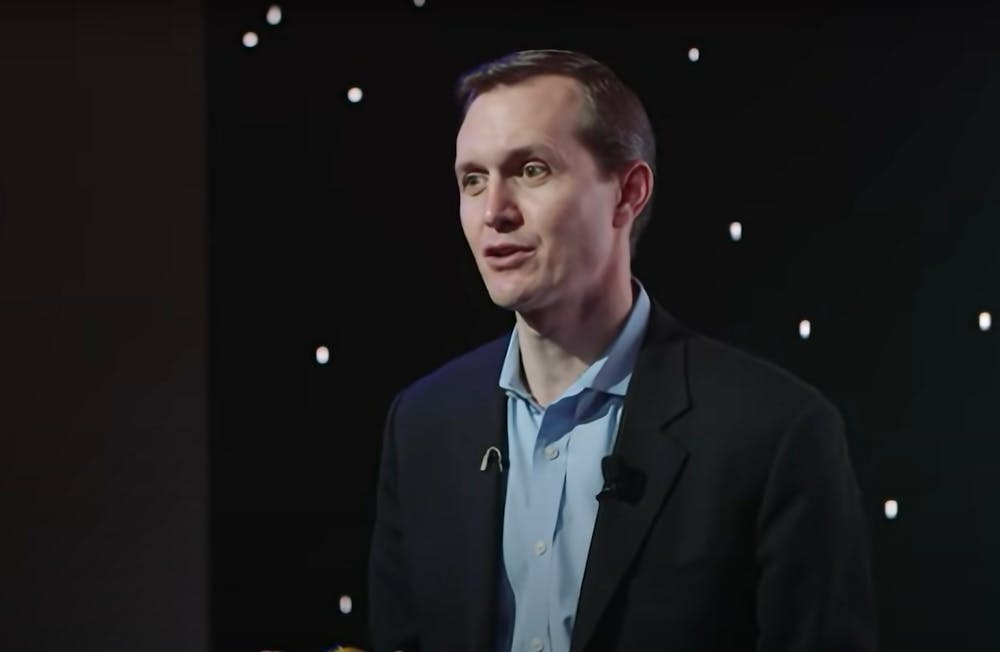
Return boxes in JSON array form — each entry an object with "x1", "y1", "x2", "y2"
[
  {"x1": 484, "y1": 244, "x2": 535, "y2": 269},
  {"x1": 484, "y1": 243, "x2": 533, "y2": 257}
]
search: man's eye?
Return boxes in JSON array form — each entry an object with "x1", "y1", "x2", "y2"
[
  {"x1": 523, "y1": 163, "x2": 547, "y2": 178},
  {"x1": 462, "y1": 174, "x2": 484, "y2": 189}
]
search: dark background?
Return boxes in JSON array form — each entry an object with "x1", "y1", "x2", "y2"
[
  {"x1": 0, "y1": 1, "x2": 207, "y2": 650},
  {"x1": 2, "y1": 1, "x2": 998, "y2": 651}
]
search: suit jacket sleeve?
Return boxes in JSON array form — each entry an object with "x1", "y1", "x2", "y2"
[
  {"x1": 368, "y1": 392, "x2": 421, "y2": 652},
  {"x1": 755, "y1": 396, "x2": 878, "y2": 652}
]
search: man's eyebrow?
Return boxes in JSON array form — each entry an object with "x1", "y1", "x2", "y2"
[{"x1": 455, "y1": 145, "x2": 558, "y2": 176}]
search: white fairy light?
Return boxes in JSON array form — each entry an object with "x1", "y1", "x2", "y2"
[
  {"x1": 979, "y1": 311, "x2": 992, "y2": 331},
  {"x1": 266, "y1": 5, "x2": 282, "y2": 25}
]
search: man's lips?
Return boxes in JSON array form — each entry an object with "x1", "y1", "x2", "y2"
[
  {"x1": 483, "y1": 244, "x2": 535, "y2": 269},
  {"x1": 484, "y1": 243, "x2": 533, "y2": 257}
]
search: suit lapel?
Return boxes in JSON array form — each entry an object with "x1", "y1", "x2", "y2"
[
  {"x1": 454, "y1": 337, "x2": 510, "y2": 651},
  {"x1": 571, "y1": 304, "x2": 694, "y2": 652}
]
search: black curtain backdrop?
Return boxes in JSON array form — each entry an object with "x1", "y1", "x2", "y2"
[{"x1": 0, "y1": 1, "x2": 207, "y2": 651}]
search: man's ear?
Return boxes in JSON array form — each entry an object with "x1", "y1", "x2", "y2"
[{"x1": 613, "y1": 160, "x2": 654, "y2": 229}]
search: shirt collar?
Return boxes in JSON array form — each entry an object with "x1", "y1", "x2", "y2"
[{"x1": 498, "y1": 278, "x2": 651, "y2": 403}]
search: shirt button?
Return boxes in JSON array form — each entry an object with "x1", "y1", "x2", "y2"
[
  {"x1": 544, "y1": 445, "x2": 559, "y2": 460},
  {"x1": 534, "y1": 540, "x2": 547, "y2": 556},
  {"x1": 530, "y1": 637, "x2": 544, "y2": 652}
]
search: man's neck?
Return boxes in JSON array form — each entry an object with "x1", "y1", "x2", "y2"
[{"x1": 515, "y1": 271, "x2": 635, "y2": 407}]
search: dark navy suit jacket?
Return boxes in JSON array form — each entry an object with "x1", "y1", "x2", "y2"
[{"x1": 368, "y1": 301, "x2": 878, "y2": 652}]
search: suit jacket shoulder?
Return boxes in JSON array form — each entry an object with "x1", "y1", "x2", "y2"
[
  {"x1": 393, "y1": 332, "x2": 509, "y2": 425},
  {"x1": 685, "y1": 330, "x2": 840, "y2": 426}
]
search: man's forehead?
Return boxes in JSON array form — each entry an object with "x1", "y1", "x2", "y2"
[
  {"x1": 455, "y1": 75, "x2": 585, "y2": 159},
  {"x1": 462, "y1": 75, "x2": 583, "y2": 125}
]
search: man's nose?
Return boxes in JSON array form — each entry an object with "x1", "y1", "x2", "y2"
[{"x1": 484, "y1": 179, "x2": 521, "y2": 232}]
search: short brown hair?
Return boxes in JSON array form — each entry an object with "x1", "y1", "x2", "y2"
[{"x1": 455, "y1": 49, "x2": 657, "y2": 257}]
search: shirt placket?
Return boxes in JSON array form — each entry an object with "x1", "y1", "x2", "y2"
[{"x1": 519, "y1": 398, "x2": 572, "y2": 652}]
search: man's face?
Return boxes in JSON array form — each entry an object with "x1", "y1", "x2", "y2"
[{"x1": 455, "y1": 75, "x2": 622, "y2": 316}]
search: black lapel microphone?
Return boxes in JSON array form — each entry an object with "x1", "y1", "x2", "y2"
[{"x1": 596, "y1": 454, "x2": 645, "y2": 505}]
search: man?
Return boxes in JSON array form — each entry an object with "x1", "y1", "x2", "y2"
[{"x1": 368, "y1": 49, "x2": 877, "y2": 652}]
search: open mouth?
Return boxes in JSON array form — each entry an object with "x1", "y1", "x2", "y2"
[{"x1": 484, "y1": 245, "x2": 534, "y2": 269}]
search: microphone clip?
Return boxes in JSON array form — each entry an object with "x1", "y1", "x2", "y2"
[
  {"x1": 480, "y1": 446, "x2": 504, "y2": 473},
  {"x1": 596, "y1": 455, "x2": 645, "y2": 505}
]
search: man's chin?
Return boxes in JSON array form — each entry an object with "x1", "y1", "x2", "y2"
[
  {"x1": 487, "y1": 294, "x2": 520, "y2": 312},
  {"x1": 486, "y1": 286, "x2": 529, "y2": 313}
]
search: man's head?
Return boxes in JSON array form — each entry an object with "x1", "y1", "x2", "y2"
[{"x1": 454, "y1": 49, "x2": 656, "y2": 315}]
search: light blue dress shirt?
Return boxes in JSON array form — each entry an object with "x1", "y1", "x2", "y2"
[{"x1": 494, "y1": 280, "x2": 651, "y2": 652}]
